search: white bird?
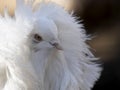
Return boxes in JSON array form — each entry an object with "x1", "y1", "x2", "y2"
[{"x1": 0, "y1": 0, "x2": 101, "y2": 90}]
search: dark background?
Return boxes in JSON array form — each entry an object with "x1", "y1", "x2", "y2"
[{"x1": 73, "y1": 0, "x2": 120, "y2": 90}]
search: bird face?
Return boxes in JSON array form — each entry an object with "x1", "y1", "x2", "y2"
[{"x1": 30, "y1": 17, "x2": 63, "y2": 51}]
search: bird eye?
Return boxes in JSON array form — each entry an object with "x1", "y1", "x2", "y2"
[{"x1": 34, "y1": 34, "x2": 42, "y2": 42}]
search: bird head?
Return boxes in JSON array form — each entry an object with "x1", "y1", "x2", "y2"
[
  {"x1": 0, "y1": 1, "x2": 101, "y2": 90},
  {"x1": 30, "y1": 17, "x2": 63, "y2": 51}
]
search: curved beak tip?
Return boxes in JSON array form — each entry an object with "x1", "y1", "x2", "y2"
[{"x1": 51, "y1": 43, "x2": 63, "y2": 50}]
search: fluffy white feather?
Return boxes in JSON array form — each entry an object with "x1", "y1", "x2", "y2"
[{"x1": 0, "y1": 0, "x2": 101, "y2": 90}]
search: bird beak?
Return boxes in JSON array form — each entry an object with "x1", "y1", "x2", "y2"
[{"x1": 50, "y1": 42, "x2": 63, "y2": 50}]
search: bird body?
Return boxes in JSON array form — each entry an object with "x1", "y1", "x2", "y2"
[{"x1": 0, "y1": 0, "x2": 101, "y2": 90}]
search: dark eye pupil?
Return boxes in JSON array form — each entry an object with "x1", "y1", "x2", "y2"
[{"x1": 34, "y1": 34, "x2": 42, "y2": 41}]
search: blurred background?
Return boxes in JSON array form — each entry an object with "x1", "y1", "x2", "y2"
[
  {"x1": 0, "y1": 0, "x2": 120, "y2": 90},
  {"x1": 72, "y1": 0, "x2": 120, "y2": 90}
]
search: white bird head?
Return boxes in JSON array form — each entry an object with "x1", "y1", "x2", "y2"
[
  {"x1": 31, "y1": 17, "x2": 63, "y2": 51},
  {"x1": 0, "y1": 1, "x2": 101, "y2": 90}
]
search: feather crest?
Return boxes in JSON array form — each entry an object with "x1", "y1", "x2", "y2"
[
  {"x1": 0, "y1": 1, "x2": 101, "y2": 90},
  {"x1": 34, "y1": 2, "x2": 102, "y2": 90}
]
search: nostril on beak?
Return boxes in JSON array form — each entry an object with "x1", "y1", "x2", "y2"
[{"x1": 49, "y1": 42, "x2": 63, "y2": 50}]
